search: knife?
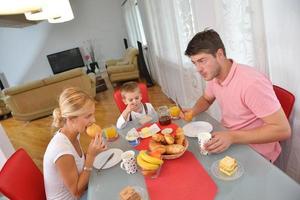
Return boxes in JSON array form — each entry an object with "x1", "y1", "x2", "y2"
[{"x1": 97, "y1": 152, "x2": 114, "y2": 174}]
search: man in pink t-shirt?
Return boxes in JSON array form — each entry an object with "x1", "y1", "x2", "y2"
[{"x1": 184, "y1": 29, "x2": 291, "y2": 162}]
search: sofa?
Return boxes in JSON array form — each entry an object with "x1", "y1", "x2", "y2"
[
  {"x1": 2, "y1": 68, "x2": 95, "y2": 121},
  {"x1": 106, "y1": 47, "x2": 139, "y2": 83}
]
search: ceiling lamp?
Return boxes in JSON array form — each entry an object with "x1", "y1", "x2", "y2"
[
  {"x1": 48, "y1": 0, "x2": 74, "y2": 23},
  {"x1": 0, "y1": 0, "x2": 41, "y2": 15},
  {"x1": 25, "y1": 0, "x2": 74, "y2": 23}
]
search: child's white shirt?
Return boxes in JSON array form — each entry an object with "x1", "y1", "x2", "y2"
[{"x1": 116, "y1": 103, "x2": 156, "y2": 129}]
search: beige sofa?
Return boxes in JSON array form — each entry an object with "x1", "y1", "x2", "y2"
[
  {"x1": 106, "y1": 47, "x2": 139, "y2": 83},
  {"x1": 3, "y1": 68, "x2": 95, "y2": 121}
]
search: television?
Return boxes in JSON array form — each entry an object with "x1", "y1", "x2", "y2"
[{"x1": 47, "y1": 47, "x2": 85, "y2": 74}]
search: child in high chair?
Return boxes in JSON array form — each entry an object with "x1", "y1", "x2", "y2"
[{"x1": 116, "y1": 81, "x2": 157, "y2": 129}]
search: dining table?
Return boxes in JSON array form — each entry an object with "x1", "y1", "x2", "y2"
[{"x1": 87, "y1": 112, "x2": 300, "y2": 200}]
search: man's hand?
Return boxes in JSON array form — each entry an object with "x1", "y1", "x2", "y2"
[
  {"x1": 204, "y1": 131, "x2": 233, "y2": 153},
  {"x1": 179, "y1": 108, "x2": 193, "y2": 119}
]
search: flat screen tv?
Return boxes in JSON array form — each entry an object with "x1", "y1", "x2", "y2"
[{"x1": 47, "y1": 47, "x2": 85, "y2": 74}]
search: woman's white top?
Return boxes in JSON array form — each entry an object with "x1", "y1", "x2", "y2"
[
  {"x1": 43, "y1": 131, "x2": 84, "y2": 200},
  {"x1": 116, "y1": 103, "x2": 157, "y2": 129}
]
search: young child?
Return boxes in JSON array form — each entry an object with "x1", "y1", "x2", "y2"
[{"x1": 116, "y1": 81, "x2": 157, "y2": 129}]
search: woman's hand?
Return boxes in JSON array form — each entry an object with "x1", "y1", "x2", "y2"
[
  {"x1": 87, "y1": 133, "x2": 107, "y2": 158},
  {"x1": 204, "y1": 131, "x2": 233, "y2": 153}
]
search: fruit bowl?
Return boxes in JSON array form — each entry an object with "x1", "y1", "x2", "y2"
[
  {"x1": 162, "y1": 139, "x2": 189, "y2": 160},
  {"x1": 137, "y1": 150, "x2": 163, "y2": 178}
]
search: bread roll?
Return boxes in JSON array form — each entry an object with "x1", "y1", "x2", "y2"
[
  {"x1": 152, "y1": 134, "x2": 165, "y2": 143},
  {"x1": 175, "y1": 135, "x2": 185, "y2": 145},
  {"x1": 149, "y1": 140, "x2": 166, "y2": 154},
  {"x1": 86, "y1": 124, "x2": 102, "y2": 138},
  {"x1": 165, "y1": 144, "x2": 185, "y2": 154},
  {"x1": 164, "y1": 134, "x2": 174, "y2": 145}
]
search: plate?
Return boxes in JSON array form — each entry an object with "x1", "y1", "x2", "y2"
[
  {"x1": 183, "y1": 121, "x2": 213, "y2": 137},
  {"x1": 161, "y1": 128, "x2": 173, "y2": 134},
  {"x1": 139, "y1": 124, "x2": 161, "y2": 138},
  {"x1": 132, "y1": 186, "x2": 149, "y2": 200},
  {"x1": 93, "y1": 148, "x2": 123, "y2": 169},
  {"x1": 211, "y1": 159, "x2": 244, "y2": 181}
]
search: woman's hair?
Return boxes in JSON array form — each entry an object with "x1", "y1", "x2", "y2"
[
  {"x1": 185, "y1": 29, "x2": 226, "y2": 57},
  {"x1": 120, "y1": 81, "x2": 140, "y2": 99},
  {"x1": 52, "y1": 87, "x2": 94, "y2": 128}
]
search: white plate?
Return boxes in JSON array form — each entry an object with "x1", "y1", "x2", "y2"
[
  {"x1": 161, "y1": 128, "x2": 173, "y2": 134},
  {"x1": 182, "y1": 121, "x2": 213, "y2": 137},
  {"x1": 93, "y1": 148, "x2": 123, "y2": 170},
  {"x1": 139, "y1": 124, "x2": 161, "y2": 138},
  {"x1": 211, "y1": 159, "x2": 244, "y2": 181}
]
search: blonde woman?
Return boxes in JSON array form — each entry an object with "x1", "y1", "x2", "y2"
[{"x1": 43, "y1": 87, "x2": 106, "y2": 200}]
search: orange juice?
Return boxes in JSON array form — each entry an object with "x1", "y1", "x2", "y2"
[
  {"x1": 104, "y1": 126, "x2": 118, "y2": 140},
  {"x1": 169, "y1": 106, "x2": 180, "y2": 118},
  {"x1": 184, "y1": 110, "x2": 193, "y2": 122}
]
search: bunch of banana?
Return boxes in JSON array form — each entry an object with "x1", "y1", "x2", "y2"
[{"x1": 136, "y1": 150, "x2": 163, "y2": 171}]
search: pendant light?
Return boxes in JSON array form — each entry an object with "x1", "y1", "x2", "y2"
[
  {"x1": 25, "y1": 0, "x2": 74, "y2": 23},
  {"x1": 0, "y1": 0, "x2": 41, "y2": 15}
]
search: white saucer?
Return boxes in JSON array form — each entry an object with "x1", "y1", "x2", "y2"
[
  {"x1": 211, "y1": 159, "x2": 244, "y2": 181},
  {"x1": 183, "y1": 121, "x2": 213, "y2": 137},
  {"x1": 93, "y1": 148, "x2": 123, "y2": 169}
]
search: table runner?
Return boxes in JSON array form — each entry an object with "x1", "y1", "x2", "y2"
[{"x1": 144, "y1": 151, "x2": 217, "y2": 200}]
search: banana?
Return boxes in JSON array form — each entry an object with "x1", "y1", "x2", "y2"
[
  {"x1": 139, "y1": 150, "x2": 163, "y2": 165},
  {"x1": 137, "y1": 153, "x2": 160, "y2": 170}
]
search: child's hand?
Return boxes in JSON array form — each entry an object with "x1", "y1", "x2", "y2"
[
  {"x1": 122, "y1": 104, "x2": 136, "y2": 121},
  {"x1": 125, "y1": 103, "x2": 137, "y2": 112}
]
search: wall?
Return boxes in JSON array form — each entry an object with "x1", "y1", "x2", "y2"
[
  {"x1": 263, "y1": 0, "x2": 300, "y2": 182},
  {"x1": 0, "y1": 0, "x2": 127, "y2": 87}
]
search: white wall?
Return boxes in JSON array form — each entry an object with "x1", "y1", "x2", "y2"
[
  {"x1": 263, "y1": 0, "x2": 300, "y2": 182},
  {"x1": 0, "y1": 0, "x2": 128, "y2": 86}
]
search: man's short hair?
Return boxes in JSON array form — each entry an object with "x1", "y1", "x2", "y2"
[
  {"x1": 185, "y1": 29, "x2": 226, "y2": 57},
  {"x1": 120, "y1": 81, "x2": 140, "y2": 98}
]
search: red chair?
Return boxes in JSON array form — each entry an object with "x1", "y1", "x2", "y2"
[
  {"x1": 273, "y1": 85, "x2": 295, "y2": 118},
  {"x1": 0, "y1": 148, "x2": 46, "y2": 200},
  {"x1": 114, "y1": 83, "x2": 149, "y2": 112}
]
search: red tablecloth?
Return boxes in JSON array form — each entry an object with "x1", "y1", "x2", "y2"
[{"x1": 144, "y1": 151, "x2": 217, "y2": 200}]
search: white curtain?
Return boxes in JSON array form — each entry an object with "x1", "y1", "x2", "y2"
[
  {"x1": 124, "y1": 0, "x2": 300, "y2": 183},
  {"x1": 137, "y1": 0, "x2": 205, "y2": 108},
  {"x1": 122, "y1": 0, "x2": 146, "y2": 47}
]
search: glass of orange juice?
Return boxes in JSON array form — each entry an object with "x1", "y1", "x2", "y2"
[
  {"x1": 104, "y1": 125, "x2": 119, "y2": 141},
  {"x1": 184, "y1": 110, "x2": 193, "y2": 122},
  {"x1": 169, "y1": 105, "x2": 181, "y2": 119}
]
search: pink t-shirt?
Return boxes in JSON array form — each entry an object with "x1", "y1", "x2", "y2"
[{"x1": 205, "y1": 61, "x2": 281, "y2": 162}]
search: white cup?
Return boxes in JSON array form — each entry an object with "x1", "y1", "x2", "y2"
[
  {"x1": 197, "y1": 132, "x2": 212, "y2": 155},
  {"x1": 120, "y1": 150, "x2": 137, "y2": 174}
]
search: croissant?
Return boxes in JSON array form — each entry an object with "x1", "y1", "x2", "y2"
[
  {"x1": 149, "y1": 140, "x2": 167, "y2": 154},
  {"x1": 165, "y1": 144, "x2": 185, "y2": 154},
  {"x1": 164, "y1": 134, "x2": 174, "y2": 145}
]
